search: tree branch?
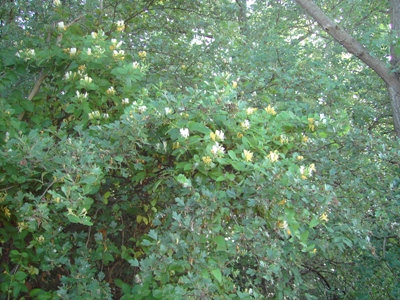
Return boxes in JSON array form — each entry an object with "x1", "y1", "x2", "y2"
[{"x1": 294, "y1": 0, "x2": 399, "y2": 88}]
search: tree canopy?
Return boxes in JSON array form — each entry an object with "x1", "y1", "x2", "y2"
[{"x1": 0, "y1": 0, "x2": 399, "y2": 299}]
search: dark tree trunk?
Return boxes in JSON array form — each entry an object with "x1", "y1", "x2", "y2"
[{"x1": 295, "y1": 0, "x2": 400, "y2": 137}]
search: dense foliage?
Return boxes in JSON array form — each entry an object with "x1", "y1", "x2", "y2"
[{"x1": 0, "y1": 0, "x2": 399, "y2": 299}]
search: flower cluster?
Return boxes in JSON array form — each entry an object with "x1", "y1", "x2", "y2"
[
  {"x1": 180, "y1": 128, "x2": 189, "y2": 139},
  {"x1": 240, "y1": 120, "x2": 250, "y2": 130},
  {"x1": 267, "y1": 150, "x2": 279, "y2": 163},
  {"x1": 265, "y1": 104, "x2": 277, "y2": 115},
  {"x1": 116, "y1": 20, "x2": 125, "y2": 32},
  {"x1": 15, "y1": 49, "x2": 35, "y2": 61},
  {"x1": 246, "y1": 107, "x2": 257, "y2": 115},
  {"x1": 243, "y1": 149, "x2": 253, "y2": 162},
  {"x1": 211, "y1": 142, "x2": 225, "y2": 157},
  {"x1": 210, "y1": 130, "x2": 224, "y2": 141}
]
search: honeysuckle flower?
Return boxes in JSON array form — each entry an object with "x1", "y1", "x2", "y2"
[
  {"x1": 122, "y1": 98, "x2": 129, "y2": 105},
  {"x1": 202, "y1": 156, "x2": 212, "y2": 165},
  {"x1": 82, "y1": 75, "x2": 92, "y2": 83},
  {"x1": 300, "y1": 165, "x2": 306, "y2": 178},
  {"x1": 138, "y1": 106, "x2": 147, "y2": 113},
  {"x1": 302, "y1": 135, "x2": 309, "y2": 143},
  {"x1": 280, "y1": 135, "x2": 288, "y2": 144},
  {"x1": 116, "y1": 20, "x2": 125, "y2": 31},
  {"x1": 76, "y1": 90, "x2": 88, "y2": 99},
  {"x1": 69, "y1": 48, "x2": 77, "y2": 56},
  {"x1": 54, "y1": 0, "x2": 61, "y2": 6},
  {"x1": 265, "y1": 104, "x2": 277, "y2": 115},
  {"x1": 308, "y1": 118, "x2": 315, "y2": 131},
  {"x1": 211, "y1": 142, "x2": 225, "y2": 157},
  {"x1": 309, "y1": 163, "x2": 316, "y2": 176},
  {"x1": 172, "y1": 142, "x2": 180, "y2": 149},
  {"x1": 232, "y1": 81, "x2": 238, "y2": 88},
  {"x1": 267, "y1": 150, "x2": 279, "y2": 163},
  {"x1": 113, "y1": 50, "x2": 125, "y2": 60},
  {"x1": 297, "y1": 155, "x2": 304, "y2": 161},
  {"x1": 210, "y1": 130, "x2": 224, "y2": 141},
  {"x1": 165, "y1": 107, "x2": 173, "y2": 115},
  {"x1": 246, "y1": 107, "x2": 257, "y2": 115},
  {"x1": 319, "y1": 212, "x2": 328, "y2": 222},
  {"x1": 91, "y1": 32, "x2": 98, "y2": 39},
  {"x1": 243, "y1": 149, "x2": 253, "y2": 162},
  {"x1": 88, "y1": 110, "x2": 100, "y2": 119},
  {"x1": 132, "y1": 61, "x2": 139, "y2": 69},
  {"x1": 138, "y1": 51, "x2": 146, "y2": 58},
  {"x1": 180, "y1": 128, "x2": 189, "y2": 139},
  {"x1": 87, "y1": 48, "x2": 92, "y2": 55},
  {"x1": 277, "y1": 220, "x2": 288, "y2": 229},
  {"x1": 240, "y1": 119, "x2": 250, "y2": 130},
  {"x1": 36, "y1": 235, "x2": 45, "y2": 243},
  {"x1": 103, "y1": 113, "x2": 109, "y2": 119},
  {"x1": 57, "y1": 21, "x2": 65, "y2": 30},
  {"x1": 163, "y1": 141, "x2": 167, "y2": 152},
  {"x1": 106, "y1": 86, "x2": 115, "y2": 95},
  {"x1": 64, "y1": 71, "x2": 74, "y2": 80}
]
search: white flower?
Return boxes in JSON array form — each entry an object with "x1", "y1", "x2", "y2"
[
  {"x1": 53, "y1": 0, "x2": 61, "y2": 6},
  {"x1": 87, "y1": 48, "x2": 92, "y2": 55},
  {"x1": 122, "y1": 98, "x2": 129, "y2": 105},
  {"x1": 165, "y1": 107, "x2": 173, "y2": 115},
  {"x1": 211, "y1": 142, "x2": 225, "y2": 157},
  {"x1": 215, "y1": 130, "x2": 225, "y2": 141},
  {"x1": 64, "y1": 71, "x2": 73, "y2": 80},
  {"x1": 83, "y1": 75, "x2": 92, "y2": 83},
  {"x1": 132, "y1": 62, "x2": 139, "y2": 69},
  {"x1": 267, "y1": 150, "x2": 279, "y2": 163},
  {"x1": 91, "y1": 32, "x2": 98, "y2": 39},
  {"x1": 76, "y1": 90, "x2": 88, "y2": 99},
  {"x1": 240, "y1": 119, "x2": 250, "y2": 130},
  {"x1": 180, "y1": 128, "x2": 189, "y2": 139},
  {"x1": 106, "y1": 86, "x2": 115, "y2": 95},
  {"x1": 138, "y1": 106, "x2": 147, "y2": 113},
  {"x1": 69, "y1": 48, "x2": 77, "y2": 56},
  {"x1": 57, "y1": 21, "x2": 65, "y2": 30}
]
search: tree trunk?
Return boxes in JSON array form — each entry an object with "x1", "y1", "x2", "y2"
[{"x1": 294, "y1": 0, "x2": 400, "y2": 137}]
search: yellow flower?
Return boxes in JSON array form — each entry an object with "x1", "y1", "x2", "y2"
[
  {"x1": 312, "y1": 248, "x2": 317, "y2": 254},
  {"x1": 172, "y1": 142, "x2": 180, "y2": 149},
  {"x1": 246, "y1": 107, "x2": 257, "y2": 115},
  {"x1": 280, "y1": 135, "x2": 288, "y2": 144},
  {"x1": 302, "y1": 135, "x2": 309, "y2": 143},
  {"x1": 308, "y1": 118, "x2": 315, "y2": 131},
  {"x1": 319, "y1": 212, "x2": 328, "y2": 222},
  {"x1": 210, "y1": 132, "x2": 216, "y2": 141},
  {"x1": 237, "y1": 132, "x2": 243, "y2": 138},
  {"x1": 202, "y1": 156, "x2": 212, "y2": 165},
  {"x1": 243, "y1": 149, "x2": 253, "y2": 162},
  {"x1": 277, "y1": 199, "x2": 286, "y2": 205},
  {"x1": 265, "y1": 104, "x2": 277, "y2": 115},
  {"x1": 138, "y1": 51, "x2": 147, "y2": 59},
  {"x1": 232, "y1": 81, "x2": 238, "y2": 88},
  {"x1": 2, "y1": 206, "x2": 11, "y2": 218},
  {"x1": 297, "y1": 155, "x2": 304, "y2": 161}
]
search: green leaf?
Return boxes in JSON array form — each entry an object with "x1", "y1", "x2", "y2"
[
  {"x1": 211, "y1": 268, "x2": 222, "y2": 283},
  {"x1": 214, "y1": 236, "x2": 226, "y2": 251},
  {"x1": 188, "y1": 122, "x2": 211, "y2": 134},
  {"x1": 309, "y1": 217, "x2": 319, "y2": 228}
]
